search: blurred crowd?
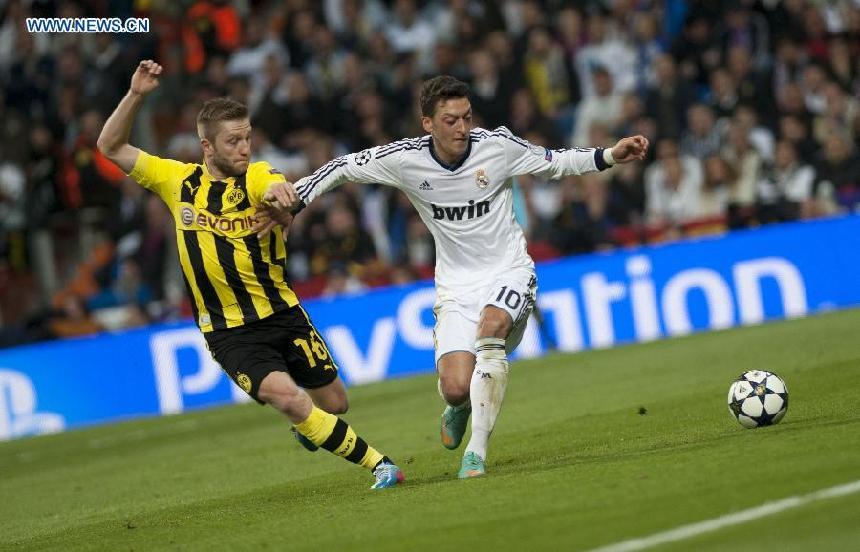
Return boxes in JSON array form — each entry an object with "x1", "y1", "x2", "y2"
[{"x1": 1, "y1": 0, "x2": 859, "y2": 347}]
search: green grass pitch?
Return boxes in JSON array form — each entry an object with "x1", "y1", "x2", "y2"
[{"x1": 1, "y1": 309, "x2": 859, "y2": 551}]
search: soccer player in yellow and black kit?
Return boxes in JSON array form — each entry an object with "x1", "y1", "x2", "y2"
[{"x1": 98, "y1": 60, "x2": 403, "y2": 489}]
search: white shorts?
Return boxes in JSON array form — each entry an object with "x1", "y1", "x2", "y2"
[{"x1": 433, "y1": 267, "x2": 537, "y2": 364}]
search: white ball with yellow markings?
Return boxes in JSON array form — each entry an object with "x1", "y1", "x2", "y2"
[{"x1": 727, "y1": 370, "x2": 789, "y2": 429}]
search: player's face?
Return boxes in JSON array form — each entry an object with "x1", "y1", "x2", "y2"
[
  {"x1": 205, "y1": 118, "x2": 252, "y2": 177},
  {"x1": 424, "y1": 97, "x2": 473, "y2": 163}
]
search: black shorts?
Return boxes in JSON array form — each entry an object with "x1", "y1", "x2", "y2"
[{"x1": 204, "y1": 305, "x2": 338, "y2": 404}]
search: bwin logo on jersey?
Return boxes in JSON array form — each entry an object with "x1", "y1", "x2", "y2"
[{"x1": 431, "y1": 200, "x2": 490, "y2": 221}]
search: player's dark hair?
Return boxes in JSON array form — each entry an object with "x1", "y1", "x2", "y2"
[
  {"x1": 419, "y1": 76, "x2": 471, "y2": 117},
  {"x1": 197, "y1": 97, "x2": 248, "y2": 140}
]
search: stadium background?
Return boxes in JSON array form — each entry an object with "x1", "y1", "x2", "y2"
[{"x1": 1, "y1": 0, "x2": 860, "y2": 437}]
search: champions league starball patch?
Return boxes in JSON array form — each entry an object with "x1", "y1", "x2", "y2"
[{"x1": 355, "y1": 149, "x2": 372, "y2": 166}]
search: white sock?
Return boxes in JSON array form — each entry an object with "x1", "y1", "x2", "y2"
[{"x1": 465, "y1": 337, "x2": 509, "y2": 461}]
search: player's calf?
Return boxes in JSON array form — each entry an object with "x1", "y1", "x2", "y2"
[
  {"x1": 261, "y1": 373, "x2": 402, "y2": 488},
  {"x1": 294, "y1": 405, "x2": 403, "y2": 488},
  {"x1": 437, "y1": 352, "x2": 475, "y2": 449}
]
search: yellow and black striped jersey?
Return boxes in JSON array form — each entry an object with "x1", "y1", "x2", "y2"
[{"x1": 128, "y1": 151, "x2": 299, "y2": 332}]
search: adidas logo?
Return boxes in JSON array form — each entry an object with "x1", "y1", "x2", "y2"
[{"x1": 419, "y1": 180, "x2": 433, "y2": 191}]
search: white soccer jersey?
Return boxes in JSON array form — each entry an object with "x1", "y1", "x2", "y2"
[{"x1": 293, "y1": 126, "x2": 610, "y2": 296}]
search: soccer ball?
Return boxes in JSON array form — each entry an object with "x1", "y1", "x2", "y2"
[{"x1": 727, "y1": 370, "x2": 789, "y2": 428}]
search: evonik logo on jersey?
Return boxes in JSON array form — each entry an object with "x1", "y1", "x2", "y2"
[
  {"x1": 431, "y1": 200, "x2": 490, "y2": 221},
  {"x1": 179, "y1": 205, "x2": 255, "y2": 235}
]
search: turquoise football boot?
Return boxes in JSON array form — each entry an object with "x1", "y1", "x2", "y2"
[
  {"x1": 440, "y1": 404, "x2": 471, "y2": 450},
  {"x1": 458, "y1": 451, "x2": 486, "y2": 479}
]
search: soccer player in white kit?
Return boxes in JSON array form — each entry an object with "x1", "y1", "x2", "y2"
[{"x1": 259, "y1": 76, "x2": 648, "y2": 478}]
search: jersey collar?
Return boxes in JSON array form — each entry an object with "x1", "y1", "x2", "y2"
[
  {"x1": 201, "y1": 159, "x2": 236, "y2": 183},
  {"x1": 429, "y1": 137, "x2": 472, "y2": 172}
]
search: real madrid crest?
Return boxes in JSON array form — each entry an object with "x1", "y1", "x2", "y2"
[{"x1": 476, "y1": 168, "x2": 490, "y2": 189}]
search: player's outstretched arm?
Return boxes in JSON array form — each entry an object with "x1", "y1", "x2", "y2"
[
  {"x1": 609, "y1": 135, "x2": 649, "y2": 164},
  {"x1": 255, "y1": 141, "x2": 407, "y2": 238},
  {"x1": 499, "y1": 126, "x2": 648, "y2": 180},
  {"x1": 97, "y1": 60, "x2": 162, "y2": 173}
]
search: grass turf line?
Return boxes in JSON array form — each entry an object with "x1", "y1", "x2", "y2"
[{"x1": 0, "y1": 309, "x2": 858, "y2": 551}]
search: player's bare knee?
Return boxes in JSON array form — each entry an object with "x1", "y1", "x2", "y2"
[
  {"x1": 260, "y1": 378, "x2": 304, "y2": 414},
  {"x1": 325, "y1": 395, "x2": 349, "y2": 414},
  {"x1": 279, "y1": 392, "x2": 313, "y2": 420},
  {"x1": 308, "y1": 379, "x2": 349, "y2": 414},
  {"x1": 270, "y1": 389, "x2": 303, "y2": 414},
  {"x1": 439, "y1": 376, "x2": 470, "y2": 405}
]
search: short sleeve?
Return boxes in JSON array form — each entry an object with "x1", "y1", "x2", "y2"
[{"x1": 128, "y1": 151, "x2": 194, "y2": 204}]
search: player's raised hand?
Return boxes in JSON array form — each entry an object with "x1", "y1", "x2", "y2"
[
  {"x1": 130, "y1": 60, "x2": 162, "y2": 96},
  {"x1": 263, "y1": 181, "x2": 299, "y2": 211},
  {"x1": 610, "y1": 135, "x2": 649, "y2": 164}
]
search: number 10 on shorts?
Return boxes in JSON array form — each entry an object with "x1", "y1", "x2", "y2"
[{"x1": 495, "y1": 286, "x2": 523, "y2": 310}]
